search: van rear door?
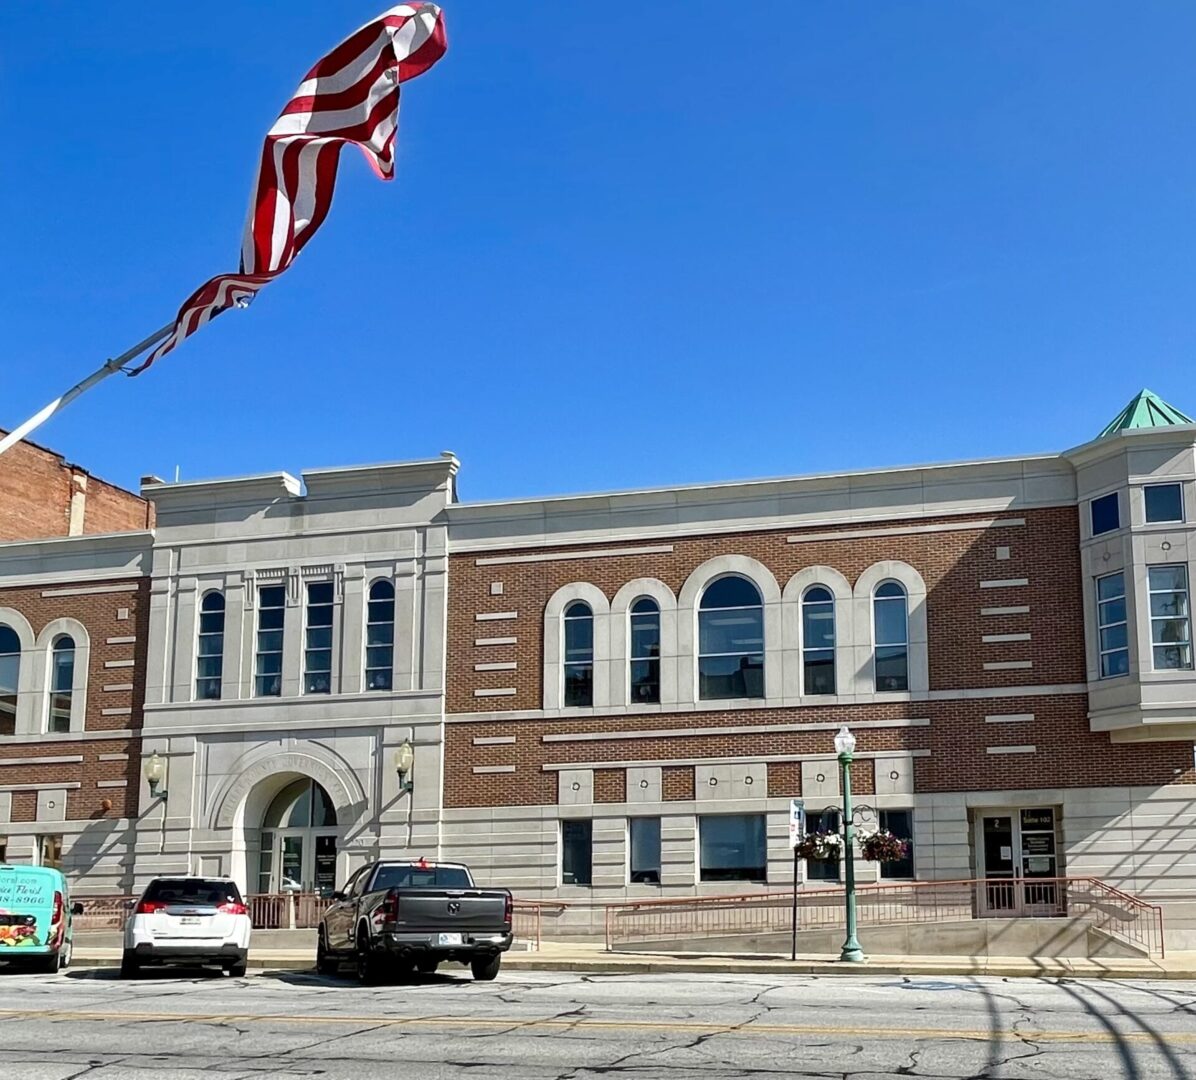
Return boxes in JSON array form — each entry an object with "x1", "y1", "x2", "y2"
[{"x1": 0, "y1": 866, "x2": 57, "y2": 952}]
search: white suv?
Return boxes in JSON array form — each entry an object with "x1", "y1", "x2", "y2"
[{"x1": 122, "y1": 877, "x2": 251, "y2": 977}]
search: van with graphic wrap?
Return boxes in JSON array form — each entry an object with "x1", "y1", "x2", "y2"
[{"x1": 0, "y1": 865, "x2": 83, "y2": 973}]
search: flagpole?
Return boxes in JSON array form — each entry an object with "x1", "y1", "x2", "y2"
[{"x1": 0, "y1": 324, "x2": 173, "y2": 460}]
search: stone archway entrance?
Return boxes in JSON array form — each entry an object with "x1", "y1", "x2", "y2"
[{"x1": 257, "y1": 777, "x2": 340, "y2": 897}]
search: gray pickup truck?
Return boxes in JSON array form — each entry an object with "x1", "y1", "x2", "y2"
[{"x1": 317, "y1": 859, "x2": 513, "y2": 983}]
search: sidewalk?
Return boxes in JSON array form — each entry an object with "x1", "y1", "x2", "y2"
[{"x1": 70, "y1": 941, "x2": 1196, "y2": 980}]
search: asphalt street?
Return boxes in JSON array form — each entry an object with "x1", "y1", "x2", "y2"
[{"x1": 0, "y1": 967, "x2": 1191, "y2": 1079}]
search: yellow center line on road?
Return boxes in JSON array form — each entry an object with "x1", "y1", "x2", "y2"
[{"x1": 0, "y1": 1007, "x2": 1190, "y2": 1045}]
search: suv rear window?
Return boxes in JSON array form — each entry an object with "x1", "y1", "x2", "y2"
[
  {"x1": 143, "y1": 879, "x2": 243, "y2": 906},
  {"x1": 372, "y1": 865, "x2": 472, "y2": 891}
]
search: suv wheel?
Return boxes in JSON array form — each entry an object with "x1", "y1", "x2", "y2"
[
  {"x1": 227, "y1": 960, "x2": 247, "y2": 978},
  {"x1": 120, "y1": 952, "x2": 140, "y2": 979},
  {"x1": 470, "y1": 954, "x2": 501, "y2": 981}
]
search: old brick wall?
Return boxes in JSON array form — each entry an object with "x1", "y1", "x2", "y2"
[
  {"x1": 447, "y1": 507, "x2": 1085, "y2": 714},
  {"x1": 0, "y1": 433, "x2": 149, "y2": 541},
  {"x1": 0, "y1": 578, "x2": 147, "y2": 822}
]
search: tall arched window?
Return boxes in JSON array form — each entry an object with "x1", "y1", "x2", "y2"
[
  {"x1": 0, "y1": 626, "x2": 20, "y2": 736},
  {"x1": 196, "y1": 592, "x2": 225, "y2": 700},
  {"x1": 563, "y1": 601, "x2": 594, "y2": 707},
  {"x1": 699, "y1": 576, "x2": 764, "y2": 700},
  {"x1": 802, "y1": 586, "x2": 835, "y2": 695},
  {"x1": 629, "y1": 598, "x2": 661, "y2": 704},
  {"x1": 874, "y1": 581, "x2": 909, "y2": 692},
  {"x1": 47, "y1": 636, "x2": 75, "y2": 733},
  {"x1": 366, "y1": 580, "x2": 396, "y2": 691}
]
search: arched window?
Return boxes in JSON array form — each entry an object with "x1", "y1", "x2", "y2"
[
  {"x1": 629, "y1": 598, "x2": 661, "y2": 704},
  {"x1": 874, "y1": 582, "x2": 909, "y2": 692},
  {"x1": 0, "y1": 626, "x2": 19, "y2": 736},
  {"x1": 366, "y1": 580, "x2": 396, "y2": 691},
  {"x1": 699, "y1": 576, "x2": 764, "y2": 700},
  {"x1": 802, "y1": 586, "x2": 835, "y2": 695},
  {"x1": 563, "y1": 601, "x2": 594, "y2": 707},
  {"x1": 47, "y1": 635, "x2": 75, "y2": 733},
  {"x1": 196, "y1": 592, "x2": 225, "y2": 700}
]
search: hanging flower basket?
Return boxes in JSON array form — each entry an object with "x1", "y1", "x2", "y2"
[
  {"x1": 858, "y1": 829, "x2": 909, "y2": 863},
  {"x1": 794, "y1": 831, "x2": 845, "y2": 861}
]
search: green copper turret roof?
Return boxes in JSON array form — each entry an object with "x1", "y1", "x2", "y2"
[{"x1": 1098, "y1": 389, "x2": 1194, "y2": 438}]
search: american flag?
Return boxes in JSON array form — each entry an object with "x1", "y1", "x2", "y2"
[{"x1": 131, "y1": 3, "x2": 447, "y2": 374}]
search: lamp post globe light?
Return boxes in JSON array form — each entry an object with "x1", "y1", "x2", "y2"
[
  {"x1": 142, "y1": 752, "x2": 167, "y2": 799},
  {"x1": 834, "y1": 725, "x2": 865, "y2": 964},
  {"x1": 394, "y1": 739, "x2": 415, "y2": 795}
]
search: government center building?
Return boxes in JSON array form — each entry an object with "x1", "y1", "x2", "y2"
[{"x1": 0, "y1": 390, "x2": 1193, "y2": 949}]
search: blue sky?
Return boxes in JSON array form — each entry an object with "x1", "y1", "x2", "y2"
[{"x1": 3, "y1": 2, "x2": 1196, "y2": 501}]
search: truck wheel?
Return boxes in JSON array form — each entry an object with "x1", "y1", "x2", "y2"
[
  {"x1": 356, "y1": 930, "x2": 383, "y2": 986},
  {"x1": 120, "y1": 952, "x2": 141, "y2": 979},
  {"x1": 416, "y1": 957, "x2": 439, "y2": 976},
  {"x1": 316, "y1": 931, "x2": 337, "y2": 976},
  {"x1": 470, "y1": 955, "x2": 501, "y2": 982}
]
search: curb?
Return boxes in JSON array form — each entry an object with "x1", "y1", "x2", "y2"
[{"x1": 70, "y1": 953, "x2": 1188, "y2": 980}]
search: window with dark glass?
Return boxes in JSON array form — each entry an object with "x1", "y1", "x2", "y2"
[
  {"x1": 0, "y1": 626, "x2": 20, "y2": 736},
  {"x1": 802, "y1": 586, "x2": 835, "y2": 695},
  {"x1": 1149, "y1": 565, "x2": 1193, "y2": 670},
  {"x1": 806, "y1": 808, "x2": 841, "y2": 881},
  {"x1": 698, "y1": 577, "x2": 764, "y2": 700},
  {"x1": 629, "y1": 597, "x2": 661, "y2": 704},
  {"x1": 561, "y1": 820, "x2": 593, "y2": 886},
  {"x1": 1091, "y1": 492, "x2": 1120, "y2": 536},
  {"x1": 879, "y1": 809, "x2": 914, "y2": 879},
  {"x1": 563, "y1": 601, "x2": 594, "y2": 707},
  {"x1": 1145, "y1": 484, "x2": 1184, "y2": 524},
  {"x1": 698, "y1": 814, "x2": 767, "y2": 882},
  {"x1": 196, "y1": 592, "x2": 225, "y2": 700},
  {"x1": 365, "y1": 580, "x2": 395, "y2": 691},
  {"x1": 1097, "y1": 571, "x2": 1129, "y2": 678},
  {"x1": 304, "y1": 582, "x2": 334, "y2": 694},
  {"x1": 255, "y1": 585, "x2": 286, "y2": 697},
  {"x1": 629, "y1": 817, "x2": 661, "y2": 884},
  {"x1": 873, "y1": 582, "x2": 909, "y2": 692},
  {"x1": 47, "y1": 636, "x2": 74, "y2": 734}
]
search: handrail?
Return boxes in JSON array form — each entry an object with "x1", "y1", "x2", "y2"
[{"x1": 602, "y1": 877, "x2": 1166, "y2": 958}]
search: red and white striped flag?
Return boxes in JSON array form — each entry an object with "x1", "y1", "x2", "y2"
[{"x1": 131, "y1": 3, "x2": 447, "y2": 374}]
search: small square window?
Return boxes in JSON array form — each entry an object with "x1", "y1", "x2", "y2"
[
  {"x1": 1091, "y1": 492, "x2": 1120, "y2": 536},
  {"x1": 1145, "y1": 484, "x2": 1184, "y2": 524}
]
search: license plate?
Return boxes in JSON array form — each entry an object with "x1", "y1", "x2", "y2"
[
  {"x1": 437, "y1": 933, "x2": 463, "y2": 946},
  {"x1": 180, "y1": 917, "x2": 201, "y2": 925}
]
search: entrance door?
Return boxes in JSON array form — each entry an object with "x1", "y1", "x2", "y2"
[
  {"x1": 975, "y1": 808, "x2": 1061, "y2": 916},
  {"x1": 271, "y1": 830, "x2": 339, "y2": 895}
]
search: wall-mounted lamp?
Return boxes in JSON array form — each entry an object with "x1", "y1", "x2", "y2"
[
  {"x1": 143, "y1": 752, "x2": 168, "y2": 799},
  {"x1": 394, "y1": 739, "x2": 414, "y2": 795}
]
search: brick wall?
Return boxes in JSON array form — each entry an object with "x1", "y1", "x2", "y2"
[
  {"x1": 0, "y1": 578, "x2": 147, "y2": 823},
  {"x1": 446, "y1": 507, "x2": 1085, "y2": 714},
  {"x1": 0, "y1": 433, "x2": 149, "y2": 541},
  {"x1": 443, "y1": 696, "x2": 1196, "y2": 808}
]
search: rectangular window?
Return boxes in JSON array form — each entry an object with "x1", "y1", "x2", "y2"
[
  {"x1": 304, "y1": 582, "x2": 335, "y2": 694},
  {"x1": 254, "y1": 585, "x2": 286, "y2": 697},
  {"x1": 1096, "y1": 572, "x2": 1129, "y2": 679},
  {"x1": 629, "y1": 817, "x2": 662, "y2": 884},
  {"x1": 1145, "y1": 483, "x2": 1184, "y2": 524},
  {"x1": 806, "y1": 808, "x2": 841, "y2": 882},
  {"x1": 879, "y1": 809, "x2": 915, "y2": 879},
  {"x1": 561, "y1": 820, "x2": 593, "y2": 886},
  {"x1": 1149, "y1": 565, "x2": 1193, "y2": 670},
  {"x1": 698, "y1": 814, "x2": 766, "y2": 883},
  {"x1": 37, "y1": 835, "x2": 63, "y2": 870},
  {"x1": 1091, "y1": 491, "x2": 1120, "y2": 536}
]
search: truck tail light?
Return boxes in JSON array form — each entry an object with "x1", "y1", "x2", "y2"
[
  {"x1": 51, "y1": 891, "x2": 63, "y2": 927},
  {"x1": 136, "y1": 900, "x2": 167, "y2": 915},
  {"x1": 383, "y1": 889, "x2": 400, "y2": 923},
  {"x1": 217, "y1": 901, "x2": 248, "y2": 916},
  {"x1": 504, "y1": 893, "x2": 512, "y2": 926}
]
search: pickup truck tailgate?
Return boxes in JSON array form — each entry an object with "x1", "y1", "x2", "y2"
[{"x1": 395, "y1": 891, "x2": 508, "y2": 932}]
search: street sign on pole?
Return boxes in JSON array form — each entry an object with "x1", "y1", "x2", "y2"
[{"x1": 788, "y1": 798, "x2": 805, "y2": 849}]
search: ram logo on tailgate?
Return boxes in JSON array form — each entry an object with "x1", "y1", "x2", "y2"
[{"x1": 447, "y1": 902, "x2": 461, "y2": 915}]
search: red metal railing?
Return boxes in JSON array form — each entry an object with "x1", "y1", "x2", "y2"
[{"x1": 603, "y1": 877, "x2": 1166, "y2": 959}]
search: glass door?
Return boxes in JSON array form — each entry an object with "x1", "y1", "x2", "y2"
[
  {"x1": 279, "y1": 834, "x2": 305, "y2": 891},
  {"x1": 980, "y1": 814, "x2": 1017, "y2": 914},
  {"x1": 313, "y1": 834, "x2": 338, "y2": 897},
  {"x1": 976, "y1": 808, "x2": 1060, "y2": 916}
]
